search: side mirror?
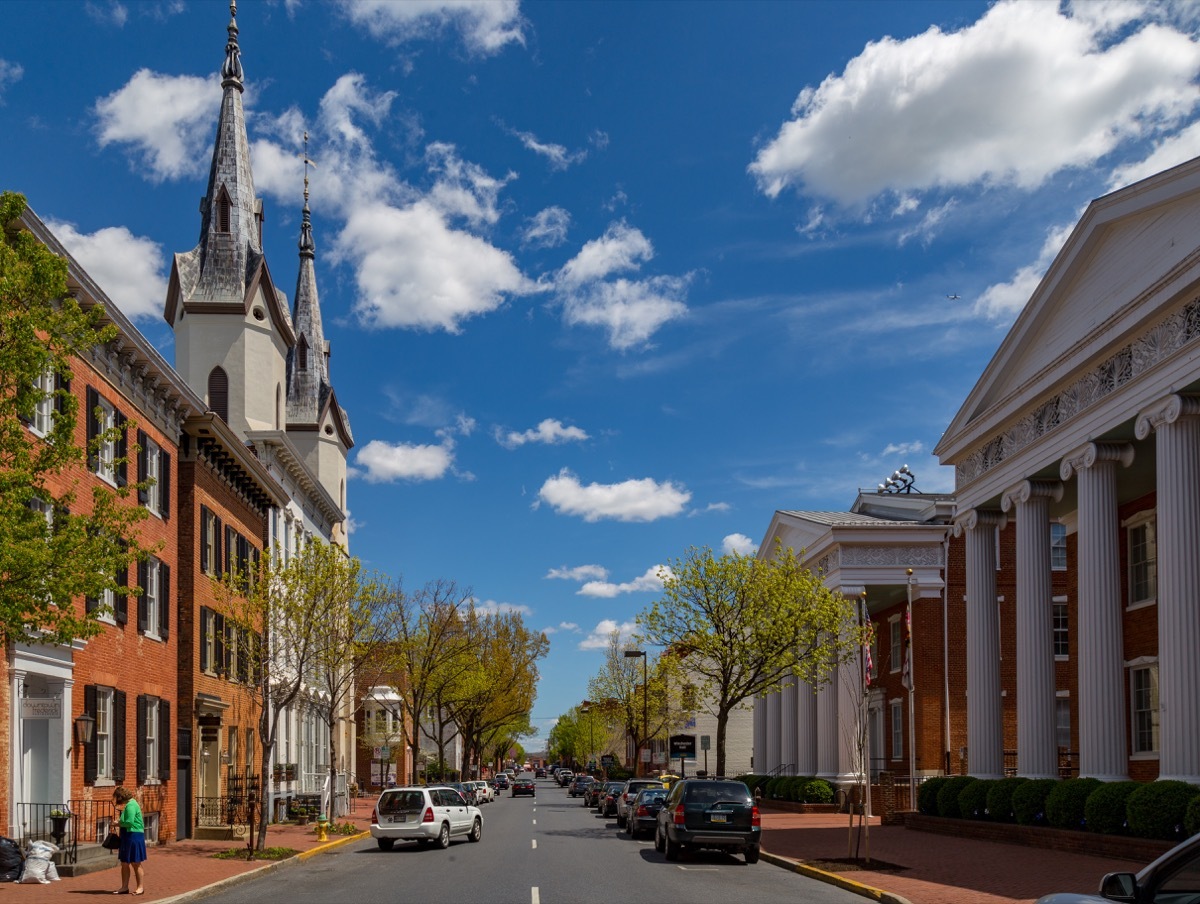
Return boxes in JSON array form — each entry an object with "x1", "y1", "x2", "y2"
[{"x1": 1098, "y1": 872, "x2": 1137, "y2": 902}]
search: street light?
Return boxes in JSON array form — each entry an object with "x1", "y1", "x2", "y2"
[
  {"x1": 581, "y1": 700, "x2": 595, "y2": 773},
  {"x1": 624, "y1": 650, "x2": 648, "y2": 776}
]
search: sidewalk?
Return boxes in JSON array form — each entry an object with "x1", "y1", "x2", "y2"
[
  {"x1": 760, "y1": 811, "x2": 1147, "y2": 904},
  {"x1": 11, "y1": 805, "x2": 376, "y2": 903}
]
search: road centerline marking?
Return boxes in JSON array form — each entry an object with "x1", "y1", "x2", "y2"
[
  {"x1": 531, "y1": 888, "x2": 540, "y2": 904},
  {"x1": 531, "y1": 839, "x2": 537, "y2": 849}
]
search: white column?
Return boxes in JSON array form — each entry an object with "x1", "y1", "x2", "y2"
[
  {"x1": 836, "y1": 655, "x2": 860, "y2": 784},
  {"x1": 816, "y1": 669, "x2": 839, "y2": 781},
  {"x1": 796, "y1": 677, "x2": 818, "y2": 775},
  {"x1": 781, "y1": 677, "x2": 798, "y2": 774},
  {"x1": 752, "y1": 694, "x2": 767, "y2": 774},
  {"x1": 766, "y1": 691, "x2": 782, "y2": 774},
  {"x1": 1137, "y1": 396, "x2": 1200, "y2": 783},
  {"x1": 956, "y1": 509, "x2": 1005, "y2": 778},
  {"x1": 1001, "y1": 480, "x2": 1061, "y2": 779},
  {"x1": 1061, "y1": 442, "x2": 1133, "y2": 781}
]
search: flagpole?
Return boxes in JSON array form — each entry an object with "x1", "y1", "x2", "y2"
[
  {"x1": 906, "y1": 568, "x2": 917, "y2": 810},
  {"x1": 860, "y1": 590, "x2": 872, "y2": 823}
]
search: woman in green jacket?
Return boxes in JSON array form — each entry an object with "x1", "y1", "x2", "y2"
[{"x1": 112, "y1": 787, "x2": 145, "y2": 895}]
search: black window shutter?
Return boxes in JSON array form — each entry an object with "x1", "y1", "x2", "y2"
[
  {"x1": 54, "y1": 370, "x2": 70, "y2": 415},
  {"x1": 136, "y1": 695, "x2": 147, "y2": 786},
  {"x1": 115, "y1": 559, "x2": 128, "y2": 626},
  {"x1": 238, "y1": 627, "x2": 250, "y2": 683},
  {"x1": 159, "y1": 700, "x2": 171, "y2": 782},
  {"x1": 86, "y1": 387, "x2": 100, "y2": 471},
  {"x1": 137, "y1": 560, "x2": 149, "y2": 634},
  {"x1": 160, "y1": 563, "x2": 170, "y2": 641},
  {"x1": 115, "y1": 412, "x2": 128, "y2": 487},
  {"x1": 224, "y1": 525, "x2": 235, "y2": 578},
  {"x1": 214, "y1": 516, "x2": 224, "y2": 574},
  {"x1": 161, "y1": 451, "x2": 171, "y2": 519},
  {"x1": 86, "y1": 593, "x2": 98, "y2": 614},
  {"x1": 136, "y1": 430, "x2": 148, "y2": 505},
  {"x1": 214, "y1": 613, "x2": 226, "y2": 676},
  {"x1": 83, "y1": 685, "x2": 98, "y2": 784},
  {"x1": 199, "y1": 607, "x2": 211, "y2": 673},
  {"x1": 113, "y1": 690, "x2": 127, "y2": 783},
  {"x1": 200, "y1": 506, "x2": 210, "y2": 574}
]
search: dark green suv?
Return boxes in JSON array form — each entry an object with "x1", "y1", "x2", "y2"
[{"x1": 654, "y1": 778, "x2": 760, "y2": 864}]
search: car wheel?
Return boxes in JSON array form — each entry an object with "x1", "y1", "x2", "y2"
[
  {"x1": 469, "y1": 818, "x2": 482, "y2": 843},
  {"x1": 436, "y1": 823, "x2": 451, "y2": 849},
  {"x1": 377, "y1": 837, "x2": 394, "y2": 851},
  {"x1": 745, "y1": 846, "x2": 760, "y2": 865},
  {"x1": 654, "y1": 826, "x2": 665, "y2": 853},
  {"x1": 665, "y1": 834, "x2": 681, "y2": 861}
]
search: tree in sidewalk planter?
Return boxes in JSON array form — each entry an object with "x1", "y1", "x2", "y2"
[
  {"x1": 1045, "y1": 777, "x2": 1101, "y2": 831},
  {"x1": 0, "y1": 191, "x2": 150, "y2": 645},
  {"x1": 638, "y1": 544, "x2": 863, "y2": 777},
  {"x1": 985, "y1": 777, "x2": 1029, "y2": 824},
  {"x1": 1126, "y1": 780, "x2": 1200, "y2": 841},
  {"x1": 959, "y1": 779, "x2": 995, "y2": 820},
  {"x1": 936, "y1": 776, "x2": 977, "y2": 819},
  {"x1": 1083, "y1": 781, "x2": 1140, "y2": 836},
  {"x1": 1012, "y1": 778, "x2": 1058, "y2": 827}
]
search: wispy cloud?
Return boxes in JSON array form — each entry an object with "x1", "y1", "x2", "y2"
[
  {"x1": 546, "y1": 565, "x2": 608, "y2": 582},
  {"x1": 496, "y1": 418, "x2": 590, "y2": 449},
  {"x1": 577, "y1": 565, "x2": 668, "y2": 598},
  {"x1": 578, "y1": 618, "x2": 638, "y2": 650},
  {"x1": 340, "y1": 0, "x2": 526, "y2": 56},
  {"x1": 0, "y1": 59, "x2": 24, "y2": 103}
]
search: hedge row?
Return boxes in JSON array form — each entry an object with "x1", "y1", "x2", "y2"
[
  {"x1": 915, "y1": 775, "x2": 1200, "y2": 841},
  {"x1": 734, "y1": 774, "x2": 834, "y2": 804}
]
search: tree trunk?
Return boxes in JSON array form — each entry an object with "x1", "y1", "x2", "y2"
[{"x1": 716, "y1": 707, "x2": 729, "y2": 778}]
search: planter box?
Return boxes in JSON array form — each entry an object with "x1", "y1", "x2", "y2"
[
  {"x1": 903, "y1": 813, "x2": 1175, "y2": 862},
  {"x1": 761, "y1": 801, "x2": 838, "y2": 815}
]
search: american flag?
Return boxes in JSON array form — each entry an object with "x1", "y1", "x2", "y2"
[
  {"x1": 861, "y1": 601, "x2": 874, "y2": 688},
  {"x1": 901, "y1": 599, "x2": 913, "y2": 692}
]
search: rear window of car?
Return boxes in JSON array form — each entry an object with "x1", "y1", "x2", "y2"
[
  {"x1": 378, "y1": 791, "x2": 425, "y2": 814},
  {"x1": 684, "y1": 782, "x2": 751, "y2": 804}
]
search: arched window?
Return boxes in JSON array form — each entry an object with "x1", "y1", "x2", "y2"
[{"x1": 208, "y1": 367, "x2": 229, "y2": 423}]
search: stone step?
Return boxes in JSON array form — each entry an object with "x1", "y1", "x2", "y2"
[{"x1": 53, "y1": 842, "x2": 117, "y2": 878}]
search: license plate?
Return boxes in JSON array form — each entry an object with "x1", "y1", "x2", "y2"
[
  {"x1": 388, "y1": 815, "x2": 407, "y2": 824},
  {"x1": 710, "y1": 813, "x2": 727, "y2": 824}
]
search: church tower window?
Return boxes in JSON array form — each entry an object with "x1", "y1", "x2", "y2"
[
  {"x1": 298, "y1": 336, "x2": 309, "y2": 371},
  {"x1": 208, "y1": 367, "x2": 229, "y2": 423}
]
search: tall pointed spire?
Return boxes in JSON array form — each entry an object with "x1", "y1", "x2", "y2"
[{"x1": 221, "y1": 0, "x2": 244, "y2": 91}]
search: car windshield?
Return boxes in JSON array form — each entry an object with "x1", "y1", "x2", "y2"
[{"x1": 378, "y1": 791, "x2": 424, "y2": 814}]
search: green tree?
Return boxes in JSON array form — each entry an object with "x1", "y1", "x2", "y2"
[
  {"x1": 0, "y1": 191, "x2": 146, "y2": 645},
  {"x1": 637, "y1": 544, "x2": 859, "y2": 776}
]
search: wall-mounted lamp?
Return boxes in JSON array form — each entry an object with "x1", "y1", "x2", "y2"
[{"x1": 73, "y1": 713, "x2": 96, "y2": 747}]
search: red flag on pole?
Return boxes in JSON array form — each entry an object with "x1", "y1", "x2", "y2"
[{"x1": 901, "y1": 585, "x2": 914, "y2": 692}]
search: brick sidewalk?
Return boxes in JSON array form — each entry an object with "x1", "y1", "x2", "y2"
[
  {"x1": 760, "y1": 811, "x2": 1147, "y2": 904},
  {"x1": 8, "y1": 805, "x2": 376, "y2": 903}
]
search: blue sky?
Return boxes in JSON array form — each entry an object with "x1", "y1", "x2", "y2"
[{"x1": 4, "y1": 0, "x2": 1200, "y2": 752}]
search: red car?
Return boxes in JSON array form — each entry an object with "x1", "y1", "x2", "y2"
[{"x1": 511, "y1": 776, "x2": 536, "y2": 797}]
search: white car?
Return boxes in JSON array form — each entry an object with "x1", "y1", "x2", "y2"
[
  {"x1": 370, "y1": 786, "x2": 483, "y2": 851},
  {"x1": 471, "y1": 780, "x2": 494, "y2": 803}
]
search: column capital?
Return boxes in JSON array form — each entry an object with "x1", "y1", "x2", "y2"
[
  {"x1": 1060, "y1": 442, "x2": 1134, "y2": 480},
  {"x1": 1001, "y1": 479, "x2": 1063, "y2": 512},
  {"x1": 1135, "y1": 394, "x2": 1200, "y2": 440},
  {"x1": 953, "y1": 508, "x2": 1006, "y2": 537}
]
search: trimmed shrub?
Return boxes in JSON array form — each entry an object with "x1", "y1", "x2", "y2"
[
  {"x1": 1127, "y1": 781, "x2": 1199, "y2": 840},
  {"x1": 959, "y1": 779, "x2": 995, "y2": 820},
  {"x1": 786, "y1": 777, "x2": 807, "y2": 802},
  {"x1": 1046, "y1": 777, "x2": 1101, "y2": 831},
  {"x1": 1084, "y1": 781, "x2": 1140, "y2": 836},
  {"x1": 802, "y1": 778, "x2": 834, "y2": 804},
  {"x1": 1185, "y1": 792, "x2": 1200, "y2": 837},
  {"x1": 766, "y1": 777, "x2": 786, "y2": 799},
  {"x1": 917, "y1": 777, "x2": 949, "y2": 815},
  {"x1": 1012, "y1": 779, "x2": 1058, "y2": 826},
  {"x1": 937, "y1": 776, "x2": 978, "y2": 819},
  {"x1": 985, "y1": 777, "x2": 1028, "y2": 824}
]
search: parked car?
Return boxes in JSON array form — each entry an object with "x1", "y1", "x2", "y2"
[
  {"x1": 598, "y1": 781, "x2": 625, "y2": 816},
  {"x1": 493, "y1": 775, "x2": 509, "y2": 791},
  {"x1": 626, "y1": 788, "x2": 668, "y2": 839},
  {"x1": 446, "y1": 782, "x2": 478, "y2": 806},
  {"x1": 556, "y1": 770, "x2": 574, "y2": 787},
  {"x1": 535, "y1": 768, "x2": 546, "y2": 778},
  {"x1": 370, "y1": 786, "x2": 483, "y2": 851},
  {"x1": 471, "y1": 780, "x2": 494, "y2": 803},
  {"x1": 616, "y1": 778, "x2": 668, "y2": 828},
  {"x1": 568, "y1": 775, "x2": 595, "y2": 798},
  {"x1": 511, "y1": 775, "x2": 537, "y2": 797},
  {"x1": 1036, "y1": 831, "x2": 1200, "y2": 903},
  {"x1": 654, "y1": 778, "x2": 760, "y2": 864},
  {"x1": 583, "y1": 782, "x2": 607, "y2": 808}
]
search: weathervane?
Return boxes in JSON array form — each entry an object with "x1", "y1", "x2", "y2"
[
  {"x1": 298, "y1": 131, "x2": 317, "y2": 256},
  {"x1": 877, "y1": 464, "x2": 920, "y2": 494}
]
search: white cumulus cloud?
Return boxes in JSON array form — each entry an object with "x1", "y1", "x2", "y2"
[
  {"x1": 749, "y1": 1, "x2": 1200, "y2": 207},
  {"x1": 545, "y1": 564, "x2": 609, "y2": 582},
  {"x1": 340, "y1": 0, "x2": 525, "y2": 56},
  {"x1": 496, "y1": 418, "x2": 590, "y2": 449},
  {"x1": 353, "y1": 438, "x2": 454, "y2": 482},
  {"x1": 577, "y1": 565, "x2": 669, "y2": 598},
  {"x1": 722, "y1": 533, "x2": 758, "y2": 556},
  {"x1": 974, "y1": 222, "x2": 1075, "y2": 321},
  {"x1": 579, "y1": 618, "x2": 638, "y2": 650},
  {"x1": 542, "y1": 621, "x2": 581, "y2": 635},
  {"x1": 47, "y1": 220, "x2": 167, "y2": 322},
  {"x1": 536, "y1": 469, "x2": 691, "y2": 523}
]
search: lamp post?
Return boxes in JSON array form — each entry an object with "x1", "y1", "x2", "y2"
[
  {"x1": 581, "y1": 701, "x2": 595, "y2": 772},
  {"x1": 624, "y1": 650, "x2": 648, "y2": 776}
]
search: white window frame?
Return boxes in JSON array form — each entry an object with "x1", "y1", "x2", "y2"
[
  {"x1": 144, "y1": 439, "x2": 161, "y2": 515},
  {"x1": 203, "y1": 514, "x2": 218, "y2": 577},
  {"x1": 32, "y1": 366, "x2": 55, "y2": 436},
  {"x1": 145, "y1": 698, "x2": 160, "y2": 784},
  {"x1": 889, "y1": 616, "x2": 901, "y2": 673},
  {"x1": 201, "y1": 608, "x2": 216, "y2": 676},
  {"x1": 1055, "y1": 692, "x2": 1071, "y2": 751},
  {"x1": 889, "y1": 699, "x2": 903, "y2": 760},
  {"x1": 1052, "y1": 596, "x2": 1069, "y2": 659},
  {"x1": 96, "y1": 687, "x2": 114, "y2": 781},
  {"x1": 1125, "y1": 512, "x2": 1157, "y2": 609},
  {"x1": 1129, "y1": 660, "x2": 1159, "y2": 757},
  {"x1": 145, "y1": 558, "x2": 161, "y2": 638},
  {"x1": 96, "y1": 396, "x2": 117, "y2": 484},
  {"x1": 1050, "y1": 522, "x2": 1067, "y2": 571}
]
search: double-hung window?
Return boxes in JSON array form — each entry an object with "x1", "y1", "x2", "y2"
[
  {"x1": 889, "y1": 617, "x2": 902, "y2": 673},
  {"x1": 138, "y1": 557, "x2": 169, "y2": 640},
  {"x1": 890, "y1": 699, "x2": 903, "y2": 759},
  {"x1": 96, "y1": 688, "x2": 113, "y2": 780},
  {"x1": 1052, "y1": 598, "x2": 1069, "y2": 658},
  {"x1": 96, "y1": 398, "x2": 117, "y2": 482},
  {"x1": 138, "y1": 432, "x2": 169, "y2": 518},
  {"x1": 136, "y1": 694, "x2": 170, "y2": 785},
  {"x1": 32, "y1": 366, "x2": 55, "y2": 436},
  {"x1": 1127, "y1": 515, "x2": 1157, "y2": 606},
  {"x1": 1050, "y1": 523, "x2": 1067, "y2": 571},
  {"x1": 145, "y1": 699, "x2": 158, "y2": 779},
  {"x1": 1131, "y1": 663, "x2": 1159, "y2": 755}
]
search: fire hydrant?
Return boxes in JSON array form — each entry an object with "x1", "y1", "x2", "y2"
[{"x1": 315, "y1": 815, "x2": 329, "y2": 842}]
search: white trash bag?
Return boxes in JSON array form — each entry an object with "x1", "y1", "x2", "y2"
[{"x1": 18, "y1": 840, "x2": 59, "y2": 884}]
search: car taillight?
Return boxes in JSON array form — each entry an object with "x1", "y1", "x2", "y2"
[
  {"x1": 636, "y1": 805, "x2": 648, "y2": 817},
  {"x1": 751, "y1": 805, "x2": 761, "y2": 827},
  {"x1": 371, "y1": 807, "x2": 378, "y2": 824},
  {"x1": 673, "y1": 804, "x2": 685, "y2": 825},
  {"x1": 423, "y1": 806, "x2": 435, "y2": 823}
]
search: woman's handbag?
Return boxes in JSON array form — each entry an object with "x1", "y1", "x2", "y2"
[{"x1": 101, "y1": 831, "x2": 120, "y2": 850}]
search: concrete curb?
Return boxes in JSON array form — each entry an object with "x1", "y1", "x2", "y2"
[
  {"x1": 760, "y1": 850, "x2": 914, "y2": 904},
  {"x1": 155, "y1": 831, "x2": 372, "y2": 904}
]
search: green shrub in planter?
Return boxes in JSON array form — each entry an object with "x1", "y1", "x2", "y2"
[
  {"x1": 1185, "y1": 792, "x2": 1200, "y2": 837},
  {"x1": 985, "y1": 777, "x2": 1028, "y2": 823},
  {"x1": 959, "y1": 779, "x2": 995, "y2": 820},
  {"x1": 1046, "y1": 777, "x2": 1101, "y2": 831},
  {"x1": 937, "y1": 776, "x2": 978, "y2": 819},
  {"x1": 1012, "y1": 778, "x2": 1058, "y2": 826},
  {"x1": 803, "y1": 778, "x2": 834, "y2": 804},
  {"x1": 787, "y1": 777, "x2": 807, "y2": 802},
  {"x1": 767, "y1": 777, "x2": 785, "y2": 799},
  {"x1": 1127, "y1": 780, "x2": 1200, "y2": 840},
  {"x1": 917, "y1": 777, "x2": 949, "y2": 815},
  {"x1": 1084, "y1": 781, "x2": 1140, "y2": 836}
]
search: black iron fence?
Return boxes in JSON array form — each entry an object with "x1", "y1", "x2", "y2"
[
  {"x1": 197, "y1": 767, "x2": 261, "y2": 829},
  {"x1": 14, "y1": 798, "x2": 121, "y2": 865}
]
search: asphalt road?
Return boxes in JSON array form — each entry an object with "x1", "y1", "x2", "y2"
[{"x1": 199, "y1": 778, "x2": 866, "y2": 903}]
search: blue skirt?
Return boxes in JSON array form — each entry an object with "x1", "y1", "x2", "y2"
[{"x1": 118, "y1": 829, "x2": 147, "y2": 863}]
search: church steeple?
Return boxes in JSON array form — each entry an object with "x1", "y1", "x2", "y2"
[{"x1": 287, "y1": 135, "x2": 333, "y2": 423}]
